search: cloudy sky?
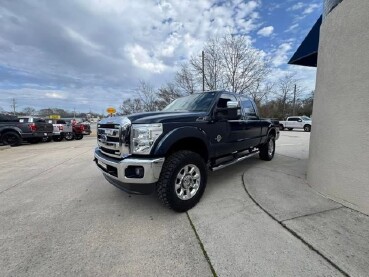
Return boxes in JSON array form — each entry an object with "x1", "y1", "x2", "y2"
[{"x1": 0, "y1": 0, "x2": 321, "y2": 114}]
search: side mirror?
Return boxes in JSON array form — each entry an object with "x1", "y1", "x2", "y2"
[
  {"x1": 215, "y1": 100, "x2": 241, "y2": 120},
  {"x1": 226, "y1": 101, "x2": 241, "y2": 120},
  {"x1": 226, "y1": 101, "x2": 240, "y2": 109}
]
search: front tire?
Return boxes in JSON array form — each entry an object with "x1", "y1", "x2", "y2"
[
  {"x1": 279, "y1": 125, "x2": 284, "y2": 131},
  {"x1": 2, "y1": 131, "x2": 22, "y2": 146},
  {"x1": 156, "y1": 150, "x2": 207, "y2": 212},
  {"x1": 288, "y1": 128, "x2": 293, "y2": 131},
  {"x1": 259, "y1": 135, "x2": 275, "y2": 161},
  {"x1": 304, "y1": 125, "x2": 311, "y2": 132}
]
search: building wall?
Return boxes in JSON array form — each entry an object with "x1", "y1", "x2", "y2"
[{"x1": 308, "y1": 0, "x2": 369, "y2": 215}]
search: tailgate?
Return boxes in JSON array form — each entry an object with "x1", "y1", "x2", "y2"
[{"x1": 36, "y1": 123, "x2": 53, "y2": 132}]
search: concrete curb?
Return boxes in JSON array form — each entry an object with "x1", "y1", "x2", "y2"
[{"x1": 242, "y1": 156, "x2": 369, "y2": 277}]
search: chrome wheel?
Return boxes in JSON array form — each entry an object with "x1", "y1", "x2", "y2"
[
  {"x1": 175, "y1": 164, "x2": 201, "y2": 200},
  {"x1": 268, "y1": 138, "x2": 274, "y2": 157}
]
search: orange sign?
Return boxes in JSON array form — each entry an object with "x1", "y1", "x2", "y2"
[{"x1": 106, "y1": 107, "x2": 116, "y2": 114}]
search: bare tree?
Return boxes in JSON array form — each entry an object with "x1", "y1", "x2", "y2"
[
  {"x1": 277, "y1": 73, "x2": 306, "y2": 118},
  {"x1": 220, "y1": 35, "x2": 269, "y2": 94},
  {"x1": 175, "y1": 64, "x2": 197, "y2": 95},
  {"x1": 120, "y1": 81, "x2": 158, "y2": 114},
  {"x1": 137, "y1": 80, "x2": 158, "y2": 112},
  {"x1": 176, "y1": 34, "x2": 269, "y2": 95},
  {"x1": 22, "y1": 106, "x2": 36, "y2": 116},
  {"x1": 120, "y1": 98, "x2": 143, "y2": 115},
  {"x1": 157, "y1": 83, "x2": 182, "y2": 110},
  {"x1": 248, "y1": 81, "x2": 275, "y2": 106},
  {"x1": 190, "y1": 37, "x2": 224, "y2": 91}
]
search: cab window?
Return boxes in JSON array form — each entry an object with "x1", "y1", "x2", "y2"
[{"x1": 240, "y1": 98, "x2": 258, "y2": 120}]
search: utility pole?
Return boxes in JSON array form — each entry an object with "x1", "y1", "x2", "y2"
[
  {"x1": 202, "y1": 50, "x2": 205, "y2": 92},
  {"x1": 292, "y1": 84, "x2": 297, "y2": 115},
  {"x1": 10, "y1": 98, "x2": 16, "y2": 115}
]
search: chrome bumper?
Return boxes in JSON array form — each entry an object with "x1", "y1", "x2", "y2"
[{"x1": 94, "y1": 148, "x2": 164, "y2": 185}]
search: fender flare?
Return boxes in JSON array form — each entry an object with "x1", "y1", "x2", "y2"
[
  {"x1": 0, "y1": 126, "x2": 22, "y2": 137},
  {"x1": 153, "y1": 126, "x2": 210, "y2": 157}
]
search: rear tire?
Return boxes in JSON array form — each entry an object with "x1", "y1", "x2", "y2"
[
  {"x1": 288, "y1": 128, "x2": 293, "y2": 131},
  {"x1": 156, "y1": 150, "x2": 207, "y2": 212},
  {"x1": 2, "y1": 131, "x2": 22, "y2": 146},
  {"x1": 279, "y1": 125, "x2": 284, "y2": 131},
  {"x1": 259, "y1": 135, "x2": 275, "y2": 161},
  {"x1": 64, "y1": 132, "x2": 74, "y2": 141}
]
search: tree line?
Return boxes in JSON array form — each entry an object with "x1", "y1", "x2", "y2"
[
  {"x1": 120, "y1": 34, "x2": 314, "y2": 119},
  {"x1": 0, "y1": 105, "x2": 102, "y2": 120}
]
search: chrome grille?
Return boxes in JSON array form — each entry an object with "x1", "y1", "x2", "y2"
[{"x1": 97, "y1": 117, "x2": 131, "y2": 158}]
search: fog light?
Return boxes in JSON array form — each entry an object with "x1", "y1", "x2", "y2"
[
  {"x1": 135, "y1": 167, "x2": 144, "y2": 177},
  {"x1": 125, "y1": 166, "x2": 144, "y2": 178}
]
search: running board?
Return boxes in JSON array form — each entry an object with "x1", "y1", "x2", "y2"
[{"x1": 210, "y1": 150, "x2": 260, "y2": 171}]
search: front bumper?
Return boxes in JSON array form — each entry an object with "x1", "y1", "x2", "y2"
[{"x1": 94, "y1": 148, "x2": 165, "y2": 194}]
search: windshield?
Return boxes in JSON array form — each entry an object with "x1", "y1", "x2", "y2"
[
  {"x1": 162, "y1": 92, "x2": 216, "y2": 112},
  {"x1": 302, "y1": 116, "x2": 311, "y2": 121}
]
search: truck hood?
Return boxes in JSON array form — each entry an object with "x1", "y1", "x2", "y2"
[{"x1": 99, "y1": 111, "x2": 209, "y2": 125}]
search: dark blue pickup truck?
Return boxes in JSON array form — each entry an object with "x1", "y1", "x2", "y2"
[{"x1": 94, "y1": 90, "x2": 279, "y2": 212}]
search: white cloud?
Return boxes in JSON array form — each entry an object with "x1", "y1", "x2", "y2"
[
  {"x1": 285, "y1": 23, "x2": 299, "y2": 33},
  {"x1": 257, "y1": 26, "x2": 274, "y2": 37},
  {"x1": 303, "y1": 4, "x2": 320, "y2": 14},
  {"x1": 45, "y1": 92, "x2": 66, "y2": 99},
  {"x1": 0, "y1": 0, "x2": 266, "y2": 112},
  {"x1": 125, "y1": 44, "x2": 166, "y2": 74},
  {"x1": 288, "y1": 2, "x2": 304, "y2": 11},
  {"x1": 272, "y1": 42, "x2": 293, "y2": 67},
  {"x1": 64, "y1": 27, "x2": 101, "y2": 51}
]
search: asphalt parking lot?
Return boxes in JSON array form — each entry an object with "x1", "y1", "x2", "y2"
[{"x1": 2, "y1": 131, "x2": 357, "y2": 276}]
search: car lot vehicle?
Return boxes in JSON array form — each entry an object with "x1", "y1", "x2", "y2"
[
  {"x1": 94, "y1": 91, "x2": 280, "y2": 212},
  {"x1": 62, "y1": 119, "x2": 84, "y2": 140},
  {"x1": 80, "y1": 122, "x2": 91, "y2": 135},
  {"x1": 0, "y1": 114, "x2": 53, "y2": 146},
  {"x1": 46, "y1": 119, "x2": 75, "y2": 141},
  {"x1": 18, "y1": 116, "x2": 54, "y2": 143},
  {"x1": 279, "y1": 116, "x2": 312, "y2": 132}
]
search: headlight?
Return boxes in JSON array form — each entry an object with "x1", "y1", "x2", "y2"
[{"x1": 131, "y1": 124, "x2": 163, "y2": 155}]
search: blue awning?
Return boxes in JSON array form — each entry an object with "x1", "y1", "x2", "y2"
[{"x1": 288, "y1": 16, "x2": 322, "y2": 67}]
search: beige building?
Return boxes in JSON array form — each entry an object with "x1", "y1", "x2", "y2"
[{"x1": 290, "y1": 0, "x2": 369, "y2": 215}]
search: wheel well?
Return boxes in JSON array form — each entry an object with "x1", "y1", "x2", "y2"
[
  {"x1": 0, "y1": 129, "x2": 20, "y2": 137},
  {"x1": 269, "y1": 129, "x2": 276, "y2": 138},
  {"x1": 303, "y1": 124, "x2": 311, "y2": 127},
  {"x1": 167, "y1": 137, "x2": 209, "y2": 162}
]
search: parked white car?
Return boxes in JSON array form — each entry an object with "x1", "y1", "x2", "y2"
[{"x1": 279, "y1": 116, "x2": 312, "y2": 132}]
